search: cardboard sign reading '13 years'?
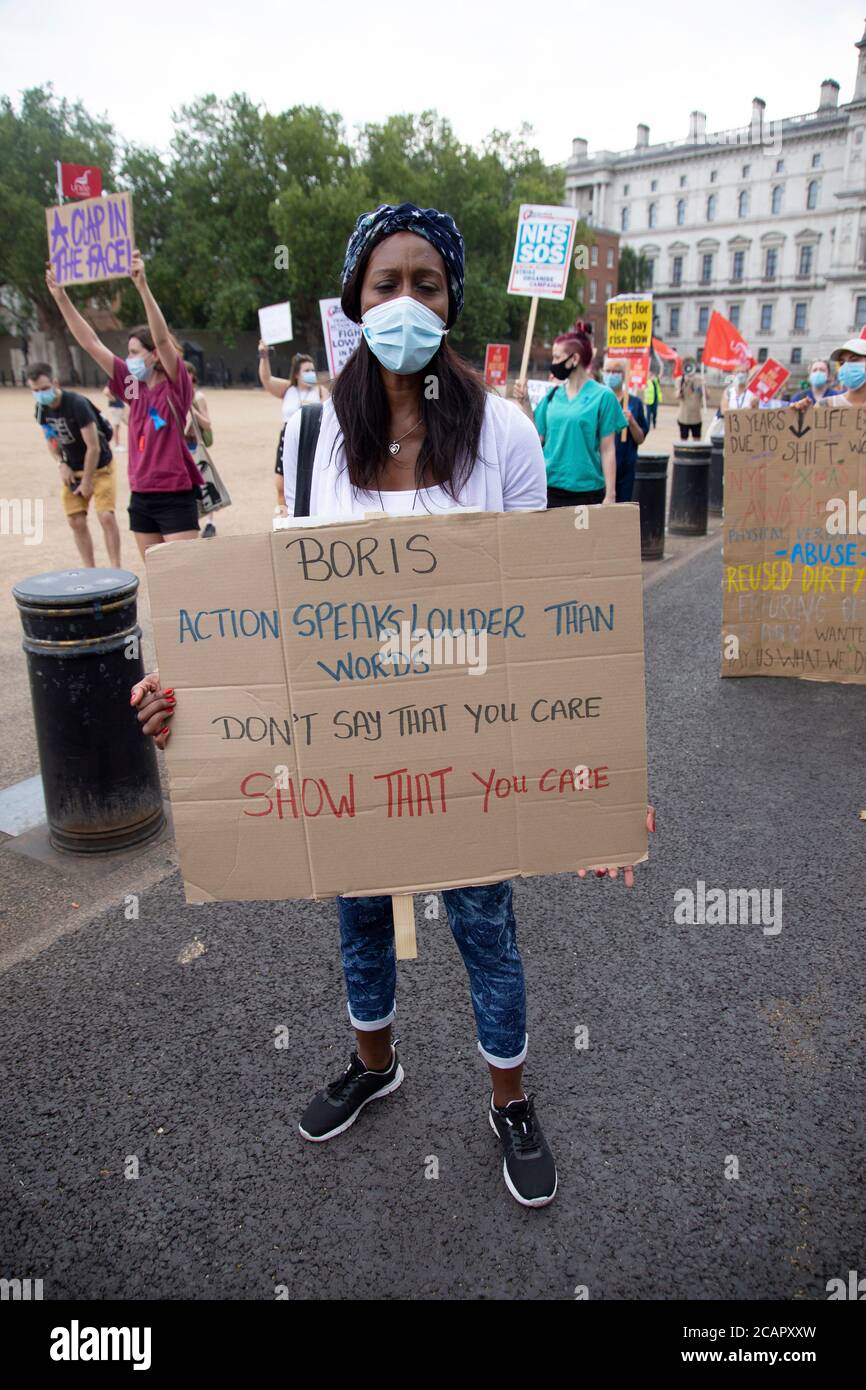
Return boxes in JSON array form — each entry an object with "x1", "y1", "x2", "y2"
[
  {"x1": 722, "y1": 405, "x2": 866, "y2": 683},
  {"x1": 146, "y1": 507, "x2": 648, "y2": 902}
]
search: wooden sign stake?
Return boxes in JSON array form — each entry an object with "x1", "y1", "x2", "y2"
[
  {"x1": 518, "y1": 295, "x2": 539, "y2": 384},
  {"x1": 392, "y1": 895, "x2": 417, "y2": 959}
]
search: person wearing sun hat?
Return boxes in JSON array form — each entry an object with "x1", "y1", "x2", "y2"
[{"x1": 828, "y1": 337, "x2": 866, "y2": 408}]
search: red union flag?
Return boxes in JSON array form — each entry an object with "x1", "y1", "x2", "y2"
[
  {"x1": 701, "y1": 310, "x2": 755, "y2": 372},
  {"x1": 60, "y1": 163, "x2": 103, "y2": 199}
]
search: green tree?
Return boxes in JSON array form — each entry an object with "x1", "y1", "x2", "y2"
[
  {"x1": 0, "y1": 86, "x2": 116, "y2": 376},
  {"x1": 618, "y1": 245, "x2": 649, "y2": 294}
]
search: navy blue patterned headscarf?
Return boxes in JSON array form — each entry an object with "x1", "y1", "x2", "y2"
[{"x1": 340, "y1": 203, "x2": 465, "y2": 328}]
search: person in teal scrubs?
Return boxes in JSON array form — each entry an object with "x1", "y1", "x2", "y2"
[{"x1": 515, "y1": 320, "x2": 625, "y2": 508}]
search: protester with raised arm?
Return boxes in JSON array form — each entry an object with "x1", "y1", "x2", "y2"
[{"x1": 46, "y1": 251, "x2": 202, "y2": 558}]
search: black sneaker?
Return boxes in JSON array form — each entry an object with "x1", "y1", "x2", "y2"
[
  {"x1": 200, "y1": 522, "x2": 216, "y2": 538},
  {"x1": 299, "y1": 1048, "x2": 403, "y2": 1142},
  {"x1": 489, "y1": 1094, "x2": 557, "y2": 1207}
]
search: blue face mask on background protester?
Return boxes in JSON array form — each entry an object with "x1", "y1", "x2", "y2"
[
  {"x1": 126, "y1": 356, "x2": 151, "y2": 382},
  {"x1": 32, "y1": 388, "x2": 56, "y2": 407},
  {"x1": 837, "y1": 361, "x2": 866, "y2": 391},
  {"x1": 301, "y1": 370, "x2": 317, "y2": 385},
  {"x1": 603, "y1": 372, "x2": 623, "y2": 390},
  {"x1": 361, "y1": 296, "x2": 446, "y2": 375},
  {"x1": 810, "y1": 370, "x2": 828, "y2": 388}
]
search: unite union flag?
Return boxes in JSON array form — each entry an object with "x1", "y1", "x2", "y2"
[{"x1": 59, "y1": 163, "x2": 103, "y2": 199}]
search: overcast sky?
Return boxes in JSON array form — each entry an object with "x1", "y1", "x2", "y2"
[{"x1": 1, "y1": 0, "x2": 862, "y2": 164}]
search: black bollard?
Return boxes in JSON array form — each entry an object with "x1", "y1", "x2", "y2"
[
  {"x1": 709, "y1": 437, "x2": 724, "y2": 515},
  {"x1": 668, "y1": 440, "x2": 711, "y2": 536},
  {"x1": 13, "y1": 568, "x2": 165, "y2": 853},
  {"x1": 633, "y1": 451, "x2": 669, "y2": 560}
]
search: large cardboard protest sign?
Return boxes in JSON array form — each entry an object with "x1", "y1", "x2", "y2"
[
  {"x1": 721, "y1": 405, "x2": 866, "y2": 683},
  {"x1": 45, "y1": 191, "x2": 134, "y2": 286},
  {"x1": 507, "y1": 205, "x2": 579, "y2": 300},
  {"x1": 147, "y1": 507, "x2": 648, "y2": 902},
  {"x1": 319, "y1": 298, "x2": 362, "y2": 377}
]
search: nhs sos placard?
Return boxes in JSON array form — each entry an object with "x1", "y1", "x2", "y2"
[{"x1": 508, "y1": 204, "x2": 579, "y2": 300}]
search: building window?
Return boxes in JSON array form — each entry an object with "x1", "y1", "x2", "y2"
[
  {"x1": 794, "y1": 302, "x2": 808, "y2": 331},
  {"x1": 648, "y1": 201, "x2": 657, "y2": 228},
  {"x1": 742, "y1": 163, "x2": 750, "y2": 178},
  {"x1": 771, "y1": 185, "x2": 783, "y2": 214},
  {"x1": 606, "y1": 247, "x2": 614, "y2": 268},
  {"x1": 700, "y1": 253, "x2": 713, "y2": 284},
  {"x1": 623, "y1": 183, "x2": 630, "y2": 195},
  {"x1": 676, "y1": 198, "x2": 686, "y2": 226},
  {"x1": 670, "y1": 306, "x2": 681, "y2": 335},
  {"x1": 765, "y1": 247, "x2": 778, "y2": 279},
  {"x1": 798, "y1": 244, "x2": 813, "y2": 276},
  {"x1": 621, "y1": 206, "x2": 630, "y2": 231},
  {"x1": 679, "y1": 174, "x2": 687, "y2": 188},
  {"x1": 671, "y1": 255, "x2": 683, "y2": 287},
  {"x1": 760, "y1": 303, "x2": 773, "y2": 331},
  {"x1": 775, "y1": 158, "x2": 785, "y2": 173},
  {"x1": 591, "y1": 245, "x2": 599, "y2": 266},
  {"x1": 606, "y1": 281, "x2": 614, "y2": 298},
  {"x1": 706, "y1": 193, "x2": 717, "y2": 222},
  {"x1": 732, "y1": 249, "x2": 745, "y2": 282},
  {"x1": 806, "y1": 180, "x2": 819, "y2": 209},
  {"x1": 709, "y1": 170, "x2": 718, "y2": 183},
  {"x1": 738, "y1": 189, "x2": 749, "y2": 218},
  {"x1": 698, "y1": 305, "x2": 710, "y2": 333},
  {"x1": 644, "y1": 261, "x2": 655, "y2": 287},
  {"x1": 811, "y1": 152, "x2": 822, "y2": 169},
  {"x1": 791, "y1": 347, "x2": 802, "y2": 364},
  {"x1": 855, "y1": 295, "x2": 866, "y2": 329},
  {"x1": 650, "y1": 179, "x2": 658, "y2": 192},
  {"x1": 728, "y1": 304, "x2": 741, "y2": 329},
  {"x1": 757, "y1": 347, "x2": 768, "y2": 363},
  {"x1": 589, "y1": 280, "x2": 598, "y2": 304}
]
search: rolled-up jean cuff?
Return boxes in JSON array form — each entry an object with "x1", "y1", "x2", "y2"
[
  {"x1": 348, "y1": 1003, "x2": 396, "y2": 1032},
  {"x1": 477, "y1": 1034, "x2": 528, "y2": 1069}
]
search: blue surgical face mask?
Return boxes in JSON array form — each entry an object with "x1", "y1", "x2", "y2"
[
  {"x1": 361, "y1": 296, "x2": 446, "y2": 375},
  {"x1": 301, "y1": 370, "x2": 317, "y2": 385},
  {"x1": 603, "y1": 372, "x2": 623, "y2": 390},
  {"x1": 32, "y1": 388, "x2": 56, "y2": 407},
  {"x1": 126, "y1": 355, "x2": 151, "y2": 382},
  {"x1": 809, "y1": 370, "x2": 827, "y2": 388},
  {"x1": 837, "y1": 361, "x2": 866, "y2": 391}
]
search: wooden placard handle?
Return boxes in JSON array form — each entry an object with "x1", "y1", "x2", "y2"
[
  {"x1": 518, "y1": 295, "x2": 539, "y2": 385},
  {"x1": 392, "y1": 895, "x2": 417, "y2": 960}
]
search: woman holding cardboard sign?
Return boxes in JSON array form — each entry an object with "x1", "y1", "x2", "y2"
[
  {"x1": 46, "y1": 251, "x2": 203, "y2": 557},
  {"x1": 133, "y1": 203, "x2": 653, "y2": 1210}
]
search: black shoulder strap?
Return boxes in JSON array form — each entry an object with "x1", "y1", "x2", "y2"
[
  {"x1": 544, "y1": 386, "x2": 559, "y2": 405},
  {"x1": 294, "y1": 403, "x2": 323, "y2": 517}
]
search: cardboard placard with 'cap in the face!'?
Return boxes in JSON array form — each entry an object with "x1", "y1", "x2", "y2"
[
  {"x1": 46, "y1": 191, "x2": 134, "y2": 286},
  {"x1": 721, "y1": 404, "x2": 866, "y2": 683},
  {"x1": 146, "y1": 507, "x2": 649, "y2": 903}
]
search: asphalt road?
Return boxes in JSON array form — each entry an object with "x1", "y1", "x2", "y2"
[{"x1": 1, "y1": 539, "x2": 864, "y2": 1301}]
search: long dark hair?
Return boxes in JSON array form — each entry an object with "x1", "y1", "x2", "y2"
[{"x1": 331, "y1": 338, "x2": 488, "y2": 499}]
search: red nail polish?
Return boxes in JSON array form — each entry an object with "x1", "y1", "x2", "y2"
[{"x1": 164, "y1": 688, "x2": 174, "y2": 695}]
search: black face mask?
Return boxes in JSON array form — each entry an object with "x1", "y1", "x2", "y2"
[{"x1": 550, "y1": 359, "x2": 573, "y2": 380}]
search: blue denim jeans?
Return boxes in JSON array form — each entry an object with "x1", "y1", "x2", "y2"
[{"x1": 337, "y1": 881, "x2": 527, "y2": 1068}]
